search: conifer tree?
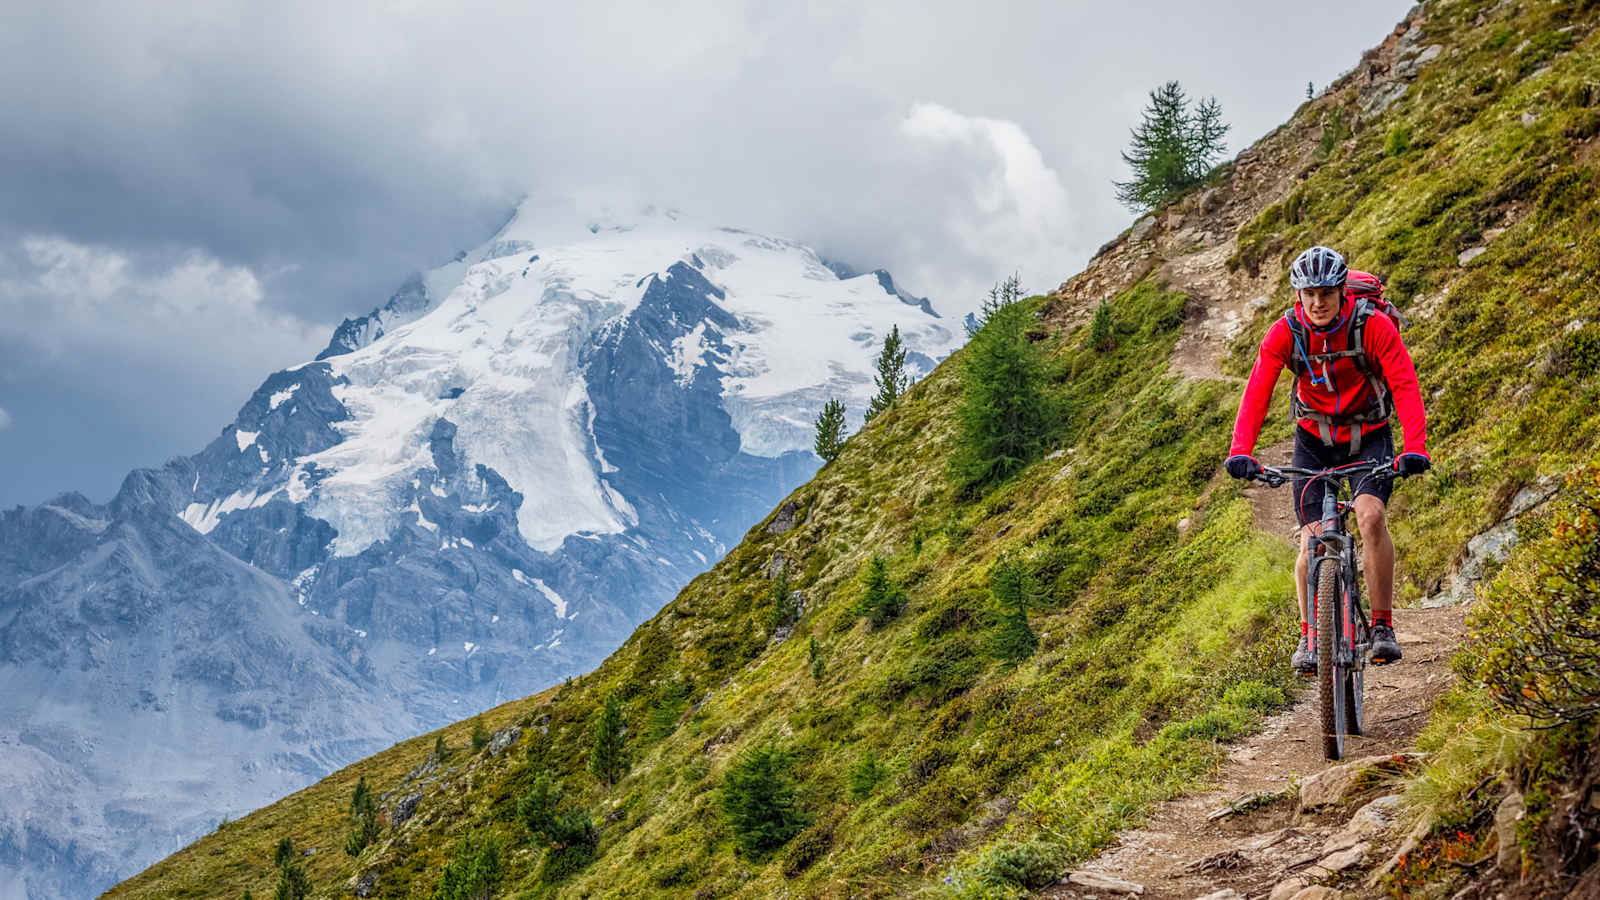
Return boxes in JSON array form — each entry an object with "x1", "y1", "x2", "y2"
[
  {"x1": 952, "y1": 278, "x2": 1056, "y2": 488},
  {"x1": 1114, "y1": 80, "x2": 1231, "y2": 211},
  {"x1": 807, "y1": 636, "x2": 825, "y2": 682},
  {"x1": 989, "y1": 555, "x2": 1039, "y2": 662},
  {"x1": 720, "y1": 742, "x2": 809, "y2": 857},
  {"x1": 857, "y1": 555, "x2": 905, "y2": 629},
  {"x1": 273, "y1": 837, "x2": 296, "y2": 869},
  {"x1": 1306, "y1": 80, "x2": 1315, "y2": 99},
  {"x1": 344, "y1": 774, "x2": 381, "y2": 856},
  {"x1": 433, "y1": 734, "x2": 449, "y2": 762},
  {"x1": 1087, "y1": 300, "x2": 1116, "y2": 353},
  {"x1": 863, "y1": 325, "x2": 909, "y2": 421},
  {"x1": 432, "y1": 832, "x2": 504, "y2": 900},
  {"x1": 273, "y1": 860, "x2": 311, "y2": 900},
  {"x1": 471, "y1": 717, "x2": 491, "y2": 753},
  {"x1": 812, "y1": 397, "x2": 846, "y2": 462},
  {"x1": 587, "y1": 692, "x2": 627, "y2": 786}
]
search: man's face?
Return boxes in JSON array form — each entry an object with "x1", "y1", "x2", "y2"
[{"x1": 1298, "y1": 285, "x2": 1343, "y2": 327}]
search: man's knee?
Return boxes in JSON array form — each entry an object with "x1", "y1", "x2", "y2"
[{"x1": 1354, "y1": 497, "x2": 1388, "y2": 535}]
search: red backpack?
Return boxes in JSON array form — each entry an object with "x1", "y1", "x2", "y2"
[{"x1": 1283, "y1": 270, "x2": 1410, "y2": 451}]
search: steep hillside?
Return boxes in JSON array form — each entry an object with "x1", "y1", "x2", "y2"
[{"x1": 107, "y1": 0, "x2": 1600, "y2": 897}]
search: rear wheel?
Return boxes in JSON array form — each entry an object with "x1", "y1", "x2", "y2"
[{"x1": 1315, "y1": 556, "x2": 1344, "y2": 760}]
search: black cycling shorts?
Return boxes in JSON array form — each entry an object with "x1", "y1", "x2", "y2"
[{"x1": 1290, "y1": 425, "x2": 1393, "y2": 527}]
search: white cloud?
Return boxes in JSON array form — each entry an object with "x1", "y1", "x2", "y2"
[
  {"x1": 0, "y1": 407, "x2": 11, "y2": 430},
  {"x1": 0, "y1": 236, "x2": 324, "y2": 377}
]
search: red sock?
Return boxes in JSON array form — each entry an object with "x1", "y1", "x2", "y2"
[
  {"x1": 1301, "y1": 621, "x2": 1309, "y2": 636},
  {"x1": 1373, "y1": 614, "x2": 1391, "y2": 629}
]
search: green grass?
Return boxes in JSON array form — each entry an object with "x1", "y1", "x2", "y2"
[{"x1": 107, "y1": 2, "x2": 1600, "y2": 898}]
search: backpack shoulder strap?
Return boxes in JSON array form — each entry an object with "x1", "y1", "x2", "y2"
[{"x1": 1283, "y1": 308, "x2": 1309, "y2": 376}]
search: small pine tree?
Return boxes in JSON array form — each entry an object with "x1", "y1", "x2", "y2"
[
  {"x1": 587, "y1": 692, "x2": 627, "y2": 786},
  {"x1": 273, "y1": 860, "x2": 311, "y2": 900},
  {"x1": 471, "y1": 717, "x2": 491, "y2": 753},
  {"x1": 1306, "y1": 80, "x2": 1315, "y2": 99},
  {"x1": 807, "y1": 636, "x2": 825, "y2": 682},
  {"x1": 645, "y1": 677, "x2": 693, "y2": 741},
  {"x1": 857, "y1": 555, "x2": 905, "y2": 629},
  {"x1": 720, "y1": 743, "x2": 809, "y2": 857},
  {"x1": 516, "y1": 772, "x2": 598, "y2": 879},
  {"x1": 863, "y1": 325, "x2": 909, "y2": 421},
  {"x1": 765, "y1": 566, "x2": 798, "y2": 634},
  {"x1": 911, "y1": 524, "x2": 924, "y2": 556},
  {"x1": 432, "y1": 832, "x2": 504, "y2": 900},
  {"x1": 847, "y1": 750, "x2": 886, "y2": 799},
  {"x1": 989, "y1": 555, "x2": 1039, "y2": 662},
  {"x1": 1087, "y1": 300, "x2": 1115, "y2": 353},
  {"x1": 244, "y1": 890, "x2": 254, "y2": 900},
  {"x1": 344, "y1": 774, "x2": 382, "y2": 857},
  {"x1": 273, "y1": 837, "x2": 296, "y2": 869},
  {"x1": 812, "y1": 397, "x2": 847, "y2": 462},
  {"x1": 952, "y1": 279, "x2": 1057, "y2": 488},
  {"x1": 1114, "y1": 80, "x2": 1231, "y2": 211},
  {"x1": 433, "y1": 734, "x2": 450, "y2": 762}
]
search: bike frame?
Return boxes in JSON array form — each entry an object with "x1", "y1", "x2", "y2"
[{"x1": 1253, "y1": 459, "x2": 1392, "y2": 759}]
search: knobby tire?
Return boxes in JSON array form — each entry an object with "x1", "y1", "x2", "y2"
[{"x1": 1316, "y1": 556, "x2": 1344, "y2": 760}]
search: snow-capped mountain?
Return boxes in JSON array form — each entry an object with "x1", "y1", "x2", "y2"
[{"x1": 0, "y1": 201, "x2": 958, "y2": 899}]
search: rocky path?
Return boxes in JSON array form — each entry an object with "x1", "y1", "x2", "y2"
[{"x1": 1039, "y1": 423, "x2": 1470, "y2": 900}]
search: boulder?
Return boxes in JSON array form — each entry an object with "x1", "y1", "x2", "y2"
[
  {"x1": 1298, "y1": 754, "x2": 1421, "y2": 812},
  {"x1": 352, "y1": 870, "x2": 377, "y2": 898},
  {"x1": 390, "y1": 792, "x2": 422, "y2": 827},
  {"x1": 1191, "y1": 890, "x2": 1242, "y2": 900},
  {"x1": 1323, "y1": 794, "x2": 1403, "y2": 852},
  {"x1": 486, "y1": 725, "x2": 522, "y2": 758},
  {"x1": 766, "y1": 500, "x2": 801, "y2": 535}
]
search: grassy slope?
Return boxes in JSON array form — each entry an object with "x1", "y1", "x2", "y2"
[{"x1": 109, "y1": 0, "x2": 1600, "y2": 897}]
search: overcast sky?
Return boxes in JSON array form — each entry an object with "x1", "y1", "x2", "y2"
[{"x1": 0, "y1": 0, "x2": 1408, "y2": 508}]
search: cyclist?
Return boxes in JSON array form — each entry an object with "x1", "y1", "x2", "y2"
[{"x1": 1223, "y1": 246, "x2": 1430, "y2": 673}]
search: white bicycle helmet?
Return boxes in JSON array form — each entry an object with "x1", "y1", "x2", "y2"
[{"x1": 1289, "y1": 246, "x2": 1348, "y2": 290}]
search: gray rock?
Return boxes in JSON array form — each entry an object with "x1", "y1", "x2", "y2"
[
  {"x1": 1130, "y1": 216, "x2": 1157, "y2": 241},
  {"x1": 390, "y1": 792, "x2": 422, "y2": 827},
  {"x1": 1191, "y1": 890, "x2": 1242, "y2": 900},
  {"x1": 352, "y1": 870, "x2": 377, "y2": 898},
  {"x1": 1299, "y1": 754, "x2": 1422, "y2": 811},
  {"x1": 486, "y1": 726, "x2": 522, "y2": 758},
  {"x1": 1458, "y1": 246, "x2": 1488, "y2": 265},
  {"x1": 766, "y1": 500, "x2": 801, "y2": 535},
  {"x1": 1064, "y1": 871, "x2": 1145, "y2": 894},
  {"x1": 1318, "y1": 840, "x2": 1370, "y2": 872}
]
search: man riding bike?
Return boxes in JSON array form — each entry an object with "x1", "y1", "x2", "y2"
[{"x1": 1224, "y1": 246, "x2": 1430, "y2": 674}]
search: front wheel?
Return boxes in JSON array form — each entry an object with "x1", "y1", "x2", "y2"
[{"x1": 1315, "y1": 556, "x2": 1345, "y2": 760}]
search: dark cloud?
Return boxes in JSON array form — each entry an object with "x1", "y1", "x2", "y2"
[{"x1": 0, "y1": 0, "x2": 1410, "y2": 505}]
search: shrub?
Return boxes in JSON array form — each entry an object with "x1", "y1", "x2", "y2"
[
  {"x1": 781, "y1": 819, "x2": 835, "y2": 876},
  {"x1": 807, "y1": 636, "x2": 826, "y2": 682},
  {"x1": 720, "y1": 742, "x2": 809, "y2": 857},
  {"x1": 471, "y1": 717, "x2": 491, "y2": 753},
  {"x1": 979, "y1": 838, "x2": 1061, "y2": 889},
  {"x1": 1087, "y1": 300, "x2": 1115, "y2": 352},
  {"x1": 1465, "y1": 465, "x2": 1600, "y2": 726}
]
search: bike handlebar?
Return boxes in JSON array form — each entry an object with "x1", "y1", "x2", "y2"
[{"x1": 1251, "y1": 458, "x2": 1398, "y2": 489}]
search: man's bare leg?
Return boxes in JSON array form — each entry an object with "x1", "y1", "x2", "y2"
[
  {"x1": 1354, "y1": 493, "x2": 1403, "y2": 662},
  {"x1": 1353, "y1": 494, "x2": 1394, "y2": 621}
]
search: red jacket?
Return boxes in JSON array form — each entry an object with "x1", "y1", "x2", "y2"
[{"x1": 1230, "y1": 303, "x2": 1428, "y2": 458}]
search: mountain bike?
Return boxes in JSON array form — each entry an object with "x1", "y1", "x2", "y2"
[{"x1": 1252, "y1": 459, "x2": 1396, "y2": 760}]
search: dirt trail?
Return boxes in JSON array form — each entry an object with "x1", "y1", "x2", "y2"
[{"x1": 1040, "y1": 428, "x2": 1468, "y2": 900}]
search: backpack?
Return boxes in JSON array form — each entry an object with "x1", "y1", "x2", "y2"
[{"x1": 1283, "y1": 271, "x2": 1409, "y2": 452}]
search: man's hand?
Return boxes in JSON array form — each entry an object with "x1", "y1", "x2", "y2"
[
  {"x1": 1225, "y1": 455, "x2": 1262, "y2": 480},
  {"x1": 1394, "y1": 452, "x2": 1431, "y2": 478}
]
